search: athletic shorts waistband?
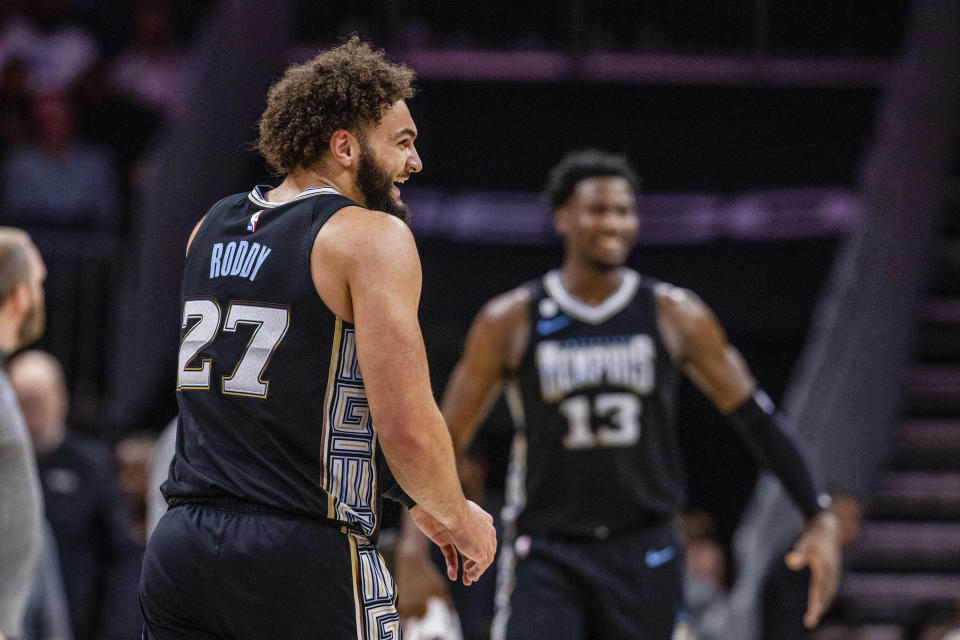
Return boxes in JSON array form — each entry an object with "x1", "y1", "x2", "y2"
[{"x1": 166, "y1": 495, "x2": 353, "y2": 533}]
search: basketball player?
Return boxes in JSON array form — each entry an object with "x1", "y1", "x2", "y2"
[
  {"x1": 139, "y1": 38, "x2": 496, "y2": 639},
  {"x1": 432, "y1": 150, "x2": 840, "y2": 639}
]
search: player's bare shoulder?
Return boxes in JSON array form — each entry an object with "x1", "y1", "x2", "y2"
[
  {"x1": 654, "y1": 282, "x2": 723, "y2": 363},
  {"x1": 655, "y1": 281, "x2": 730, "y2": 366},
  {"x1": 311, "y1": 206, "x2": 420, "y2": 321},
  {"x1": 479, "y1": 286, "x2": 530, "y2": 327},
  {"x1": 654, "y1": 282, "x2": 712, "y2": 324},
  {"x1": 471, "y1": 286, "x2": 532, "y2": 373},
  {"x1": 316, "y1": 205, "x2": 416, "y2": 255}
]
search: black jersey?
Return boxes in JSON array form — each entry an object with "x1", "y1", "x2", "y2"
[
  {"x1": 506, "y1": 269, "x2": 684, "y2": 539},
  {"x1": 163, "y1": 186, "x2": 389, "y2": 537}
]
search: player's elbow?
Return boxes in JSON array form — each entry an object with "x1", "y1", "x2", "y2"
[{"x1": 376, "y1": 416, "x2": 437, "y2": 464}]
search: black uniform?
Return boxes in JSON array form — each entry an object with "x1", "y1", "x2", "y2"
[
  {"x1": 140, "y1": 186, "x2": 402, "y2": 640},
  {"x1": 493, "y1": 269, "x2": 686, "y2": 640}
]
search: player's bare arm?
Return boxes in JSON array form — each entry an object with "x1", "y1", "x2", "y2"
[
  {"x1": 184, "y1": 215, "x2": 206, "y2": 255},
  {"x1": 654, "y1": 282, "x2": 754, "y2": 411},
  {"x1": 655, "y1": 282, "x2": 840, "y2": 628},
  {"x1": 396, "y1": 286, "x2": 529, "y2": 594},
  {"x1": 441, "y1": 286, "x2": 531, "y2": 456},
  {"x1": 312, "y1": 206, "x2": 496, "y2": 582}
]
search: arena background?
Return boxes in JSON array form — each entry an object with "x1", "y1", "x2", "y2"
[{"x1": 3, "y1": 0, "x2": 958, "y2": 638}]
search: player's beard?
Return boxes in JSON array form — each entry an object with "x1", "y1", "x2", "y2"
[
  {"x1": 18, "y1": 292, "x2": 44, "y2": 347},
  {"x1": 356, "y1": 140, "x2": 410, "y2": 224}
]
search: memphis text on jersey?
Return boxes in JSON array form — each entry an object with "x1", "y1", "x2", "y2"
[{"x1": 536, "y1": 334, "x2": 656, "y2": 403}]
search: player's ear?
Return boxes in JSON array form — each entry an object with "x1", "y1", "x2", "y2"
[
  {"x1": 10, "y1": 282, "x2": 30, "y2": 316},
  {"x1": 329, "y1": 129, "x2": 358, "y2": 168}
]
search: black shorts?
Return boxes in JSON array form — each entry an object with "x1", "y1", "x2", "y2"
[
  {"x1": 491, "y1": 521, "x2": 685, "y2": 640},
  {"x1": 139, "y1": 502, "x2": 401, "y2": 639}
]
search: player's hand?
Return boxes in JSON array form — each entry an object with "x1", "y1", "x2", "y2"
[
  {"x1": 785, "y1": 510, "x2": 841, "y2": 628},
  {"x1": 410, "y1": 501, "x2": 496, "y2": 586},
  {"x1": 409, "y1": 505, "x2": 461, "y2": 583},
  {"x1": 447, "y1": 500, "x2": 496, "y2": 586}
]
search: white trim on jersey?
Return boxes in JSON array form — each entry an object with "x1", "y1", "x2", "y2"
[
  {"x1": 247, "y1": 185, "x2": 344, "y2": 208},
  {"x1": 492, "y1": 429, "x2": 527, "y2": 640},
  {"x1": 542, "y1": 268, "x2": 641, "y2": 325}
]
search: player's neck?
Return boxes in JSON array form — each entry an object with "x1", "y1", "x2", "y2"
[
  {"x1": 266, "y1": 165, "x2": 361, "y2": 204},
  {"x1": 0, "y1": 309, "x2": 20, "y2": 355},
  {"x1": 558, "y1": 262, "x2": 628, "y2": 305}
]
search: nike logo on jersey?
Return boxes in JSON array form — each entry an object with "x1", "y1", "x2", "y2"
[
  {"x1": 209, "y1": 241, "x2": 271, "y2": 282},
  {"x1": 537, "y1": 314, "x2": 573, "y2": 335},
  {"x1": 644, "y1": 546, "x2": 676, "y2": 568}
]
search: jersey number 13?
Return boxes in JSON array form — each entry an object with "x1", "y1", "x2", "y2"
[{"x1": 558, "y1": 393, "x2": 641, "y2": 450}]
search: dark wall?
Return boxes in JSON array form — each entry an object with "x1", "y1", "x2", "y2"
[{"x1": 407, "y1": 82, "x2": 880, "y2": 193}]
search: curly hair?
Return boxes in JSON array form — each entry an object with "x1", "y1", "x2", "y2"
[
  {"x1": 256, "y1": 36, "x2": 416, "y2": 174},
  {"x1": 544, "y1": 149, "x2": 642, "y2": 209}
]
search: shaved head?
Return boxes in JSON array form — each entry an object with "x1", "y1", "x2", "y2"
[{"x1": 0, "y1": 228, "x2": 46, "y2": 350}]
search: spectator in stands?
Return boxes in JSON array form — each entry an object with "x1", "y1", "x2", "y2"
[
  {"x1": 0, "y1": 91, "x2": 119, "y2": 229},
  {"x1": 109, "y1": 1, "x2": 187, "y2": 119},
  {"x1": 0, "y1": 1, "x2": 99, "y2": 95},
  {"x1": 0, "y1": 58, "x2": 31, "y2": 151},
  {"x1": 73, "y1": 62, "x2": 161, "y2": 187},
  {"x1": 145, "y1": 417, "x2": 176, "y2": 540},
  {"x1": 681, "y1": 510, "x2": 729, "y2": 632},
  {"x1": 9, "y1": 350, "x2": 139, "y2": 640},
  {"x1": 114, "y1": 433, "x2": 156, "y2": 546}
]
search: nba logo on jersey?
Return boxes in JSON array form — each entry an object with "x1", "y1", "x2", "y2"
[{"x1": 247, "y1": 210, "x2": 264, "y2": 232}]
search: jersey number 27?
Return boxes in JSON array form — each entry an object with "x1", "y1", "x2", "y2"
[{"x1": 177, "y1": 299, "x2": 289, "y2": 398}]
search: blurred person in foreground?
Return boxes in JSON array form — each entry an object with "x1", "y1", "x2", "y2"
[
  {"x1": 139, "y1": 37, "x2": 496, "y2": 639},
  {"x1": 9, "y1": 350, "x2": 139, "y2": 640},
  {"x1": 0, "y1": 227, "x2": 46, "y2": 640},
  {"x1": 401, "y1": 150, "x2": 841, "y2": 639},
  {"x1": 20, "y1": 524, "x2": 72, "y2": 640}
]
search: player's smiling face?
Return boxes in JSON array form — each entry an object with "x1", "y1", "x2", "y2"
[
  {"x1": 555, "y1": 176, "x2": 639, "y2": 271},
  {"x1": 355, "y1": 100, "x2": 422, "y2": 222}
]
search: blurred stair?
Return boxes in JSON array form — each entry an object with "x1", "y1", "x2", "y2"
[
  {"x1": 839, "y1": 574, "x2": 960, "y2": 623},
  {"x1": 836, "y1": 192, "x2": 960, "y2": 631},
  {"x1": 869, "y1": 471, "x2": 960, "y2": 518},
  {"x1": 886, "y1": 419, "x2": 960, "y2": 468}
]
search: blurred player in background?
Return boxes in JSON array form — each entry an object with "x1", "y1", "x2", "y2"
[
  {"x1": 139, "y1": 37, "x2": 495, "y2": 639},
  {"x1": 402, "y1": 149, "x2": 841, "y2": 639}
]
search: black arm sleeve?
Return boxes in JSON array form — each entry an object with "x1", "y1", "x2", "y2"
[{"x1": 727, "y1": 390, "x2": 830, "y2": 520}]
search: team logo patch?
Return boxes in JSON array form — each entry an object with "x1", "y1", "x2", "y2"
[
  {"x1": 247, "y1": 210, "x2": 264, "y2": 232},
  {"x1": 539, "y1": 298, "x2": 559, "y2": 318}
]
